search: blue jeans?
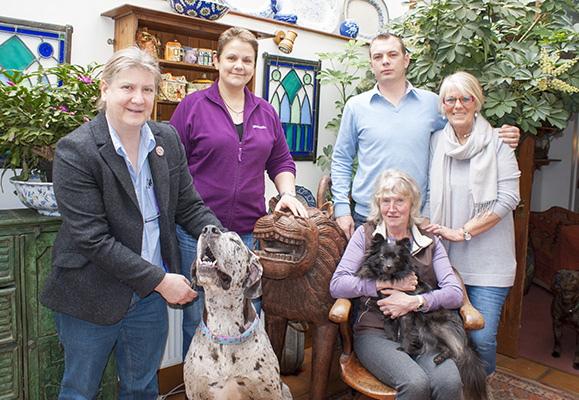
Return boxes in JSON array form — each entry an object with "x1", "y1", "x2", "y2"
[
  {"x1": 352, "y1": 210, "x2": 367, "y2": 229},
  {"x1": 176, "y1": 225, "x2": 261, "y2": 360},
  {"x1": 355, "y1": 332, "x2": 462, "y2": 400},
  {"x1": 465, "y1": 285, "x2": 510, "y2": 375},
  {"x1": 55, "y1": 292, "x2": 167, "y2": 400}
]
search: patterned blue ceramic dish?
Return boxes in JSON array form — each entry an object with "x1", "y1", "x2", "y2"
[
  {"x1": 272, "y1": 0, "x2": 297, "y2": 24},
  {"x1": 273, "y1": 14, "x2": 298, "y2": 24},
  {"x1": 340, "y1": 20, "x2": 360, "y2": 38},
  {"x1": 274, "y1": 0, "x2": 341, "y2": 33},
  {"x1": 343, "y1": 0, "x2": 389, "y2": 41},
  {"x1": 10, "y1": 176, "x2": 60, "y2": 217},
  {"x1": 168, "y1": 0, "x2": 230, "y2": 21},
  {"x1": 219, "y1": 0, "x2": 273, "y2": 18}
]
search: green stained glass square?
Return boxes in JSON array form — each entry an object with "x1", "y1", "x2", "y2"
[
  {"x1": 281, "y1": 70, "x2": 302, "y2": 103},
  {"x1": 0, "y1": 36, "x2": 35, "y2": 71}
]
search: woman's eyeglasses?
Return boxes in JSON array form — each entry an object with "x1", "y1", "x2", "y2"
[{"x1": 442, "y1": 95, "x2": 475, "y2": 106}]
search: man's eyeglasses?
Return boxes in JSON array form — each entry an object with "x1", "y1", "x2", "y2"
[{"x1": 442, "y1": 95, "x2": 475, "y2": 106}]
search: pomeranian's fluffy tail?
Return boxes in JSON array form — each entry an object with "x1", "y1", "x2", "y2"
[{"x1": 456, "y1": 344, "x2": 489, "y2": 400}]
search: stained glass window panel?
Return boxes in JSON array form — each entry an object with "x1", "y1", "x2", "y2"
[
  {"x1": 263, "y1": 53, "x2": 321, "y2": 162},
  {"x1": 0, "y1": 16, "x2": 72, "y2": 84}
]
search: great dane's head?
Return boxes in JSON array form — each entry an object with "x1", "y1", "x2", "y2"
[{"x1": 193, "y1": 225, "x2": 263, "y2": 299}]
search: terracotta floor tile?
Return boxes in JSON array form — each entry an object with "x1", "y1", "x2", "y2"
[
  {"x1": 495, "y1": 353, "x2": 507, "y2": 364},
  {"x1": 282, "y1": 374, "x2": 310, "y2": 397},
  {"x1": 163, "y1": 349, "x2": 579, "y2": 399},
  {"x1": 539, "y1": 369, "x2": 579, "y2": 395},
  {"x1": 495, "y1": 355, "x2": 551, "y2": 380},
  {"x1": 297, "y1": 361, "x2": 312, "y2": 380}
]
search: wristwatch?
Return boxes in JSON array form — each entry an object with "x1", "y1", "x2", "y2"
[
  {"x1": 415, "y1": 295, "x2": 425, "y2": 312},
  {"x1": 462, "y1": 227, "x2": 472, "y2": 241},
  {"x1": 280, "y1": 190, "x2": 296, "y2": 197}
]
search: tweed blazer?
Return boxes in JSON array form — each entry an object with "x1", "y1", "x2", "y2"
[{"x1": 40, "y1": 112, "x2": 222, "y2": 325}]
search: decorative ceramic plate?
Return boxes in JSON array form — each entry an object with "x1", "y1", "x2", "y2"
[
  {"x1": 275, "y1": 0, "x2": 341, "y2": 33},
  {"x1": 344, "y1": 0, "x2": 389, "y2": 41},
  {"x1": 268, "y1": 185, "x2": 316, "y2": 213},
  {"x1": 219, "y1": 0, "x2": 273, "y2": 18}
]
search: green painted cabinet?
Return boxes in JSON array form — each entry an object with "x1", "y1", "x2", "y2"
[{"x1": 0, "y1": 209, "x2": 117, "y2": 399}]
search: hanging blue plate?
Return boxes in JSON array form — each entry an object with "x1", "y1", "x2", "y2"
[
  {"x1": 268, "y1": 185, "x2": 317, "y2": 213},
  {"x1": 344, "y1": 0, "x2": 389, "y2": 41},
  {"x1": 219, "y1": 0, "x2": 273, "y2": 18},
  {"x1": 275, "y1": 0, "x2": 341, "y2": 33}
]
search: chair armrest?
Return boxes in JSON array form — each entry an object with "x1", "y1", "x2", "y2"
[
  {"x1": 460, "y1": 303, "x2": 485, "y2": 331},
  {"x1": 452, "y1": 266, "x2": 485, "y2": 331},
  {"x1": 329, "y1": 298, "x2": 355, "y2": 356},
  {"x1": 329, "y1": 298, "x2": 351, "y2": 324}
]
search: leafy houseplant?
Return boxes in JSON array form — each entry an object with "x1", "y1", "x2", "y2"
[
  {"x1": 390, "y1": 0, "x2": 579, "y2": 136},
  {"x1": 0, "y1": 63, "x2": 102, "y2": 182}
]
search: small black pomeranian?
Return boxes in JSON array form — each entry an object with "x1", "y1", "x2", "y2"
[{"x1": 357, "y1": 233, "x2": 489, "y2": 400}]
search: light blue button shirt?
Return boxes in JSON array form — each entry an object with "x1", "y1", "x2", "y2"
[{"x1": 108, "y1": 122, "x2": 165, "y2": 271}]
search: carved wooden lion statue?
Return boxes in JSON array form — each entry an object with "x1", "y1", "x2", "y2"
[{"x1": 253, "y1": 195, "x2": 347, "y2": 400}]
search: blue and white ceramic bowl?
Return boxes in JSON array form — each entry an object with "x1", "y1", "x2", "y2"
[
  {"x1": 340, "y1": 20, "x2": 360, "y2": 38},
  {"x1": 10, "y1": 176, "x2": 60, "y2": 217},
  {"x1": 169, "y1": 0, "x2": 230, "y2": 21}
]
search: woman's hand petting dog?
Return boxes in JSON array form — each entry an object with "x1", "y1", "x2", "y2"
[{"x1": 377, "y1": 290, "x2": 419, "y2": 318}]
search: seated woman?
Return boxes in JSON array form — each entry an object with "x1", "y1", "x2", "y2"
[{"x1": 329, "y1": 168, "x2": 464, "y2": 400}]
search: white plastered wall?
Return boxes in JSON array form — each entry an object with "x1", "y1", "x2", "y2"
[{"x1": 2, "y1": 1, "x2": 576, "y2": 212}]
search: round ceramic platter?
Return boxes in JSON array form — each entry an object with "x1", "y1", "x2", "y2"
[
  {"x1": 276, "y1": 0, "x2": 341, "y2": 34},
  {"x1": 219, "y1": 0, "x2": 272, "y2": 18},
  {"x1": 268, "y1": 185, "x2": 316, "y2": 213},
  {"x1": 344, "y1": 0, "x2": 389, "y2": 41}
]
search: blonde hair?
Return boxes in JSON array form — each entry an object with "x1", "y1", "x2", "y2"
[
  {"x1": 367, "y1": 169, "x2": 424, "y2": 227},
  {"x1": 216, "y1": 27, "x2": 258, "y2": 64},
  {"x1": 438, "y1": 71, "x2": 484, "y2": 117},
  {"x1": 97, "y1": 47, "x2": 161, "y2": 111}
]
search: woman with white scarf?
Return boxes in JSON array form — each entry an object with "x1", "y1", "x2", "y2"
[{"x1": 425, "y1": 71, "x2": 520, "y2": 376}]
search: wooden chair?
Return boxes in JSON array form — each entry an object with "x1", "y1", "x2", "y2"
[{"x1": 328, "y1": 268, "x2": 485, "y2": 400}]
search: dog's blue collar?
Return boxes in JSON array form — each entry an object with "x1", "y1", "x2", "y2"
[{"x1": 201, "y1": 315, "x2": 260, "y2": 345}]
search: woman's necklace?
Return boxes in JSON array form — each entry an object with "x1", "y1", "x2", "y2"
[
  {"x1": 463, "y1": 132, "x2": 471, "y2": 138},
  {"x1": 222, "y1": 96, "x2": 244, "y2": 116}
]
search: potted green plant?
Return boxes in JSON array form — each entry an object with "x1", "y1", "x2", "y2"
[
  {"x1": 390, "y1": 0, "x2": 579, "y2": 139},
  {"x1": 0, "y1": 63, "x2": 102, "y2": 182},
  {"x1": 0, "y1": 63, "x2": 101, "y2": 215}
]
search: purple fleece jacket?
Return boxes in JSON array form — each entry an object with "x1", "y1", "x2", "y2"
[{"x1": 170, "y1": 80, "x2": 296, "y2": 235}]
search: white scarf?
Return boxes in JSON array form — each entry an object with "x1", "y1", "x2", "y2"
[{"x1": 430, "y1": 115, "x2": 498, "y2": 227}]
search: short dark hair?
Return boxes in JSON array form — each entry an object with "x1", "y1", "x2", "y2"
[{"x1": 369, "y1": 32, "x2": 407, "y2": 56}]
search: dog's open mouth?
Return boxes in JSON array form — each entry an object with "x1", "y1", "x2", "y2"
[
  {"x1": 198, "y1": 245, "x2": 232, "y2": 289},
  {"x1": 253, "y1": 232, "x2": 306, "y2": 263}
]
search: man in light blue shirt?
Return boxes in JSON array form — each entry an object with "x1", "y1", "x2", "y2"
[{"x1": 331, "y1": 32, "x2": 520, "y2": 239}]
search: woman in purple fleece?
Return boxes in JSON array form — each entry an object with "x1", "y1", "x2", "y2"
[{"x1": 170, "y1": 27, "x2": 307, "y2": 361}]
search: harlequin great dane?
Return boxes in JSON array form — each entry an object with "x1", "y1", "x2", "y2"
[{"x1": 183, "y1": 225, "x2": 292, "y2": 400}]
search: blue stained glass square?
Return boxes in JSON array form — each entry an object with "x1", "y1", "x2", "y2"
[{"x1": 0, "y1": 36, "x2": 35, "y2": 71}]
